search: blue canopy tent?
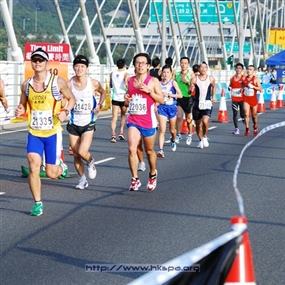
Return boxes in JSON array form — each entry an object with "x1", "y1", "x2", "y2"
[
  {"x1": 265, "y1": 50, "x2": 285, "y2": 84},
  {"x1": 265, "y1": 50, "x2": 285, "y2": 66}
]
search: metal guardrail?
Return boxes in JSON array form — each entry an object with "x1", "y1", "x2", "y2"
[{"x1": 0, "y1": 61, "x2": 235, "y2": 121}]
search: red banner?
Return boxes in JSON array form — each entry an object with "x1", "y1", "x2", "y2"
[{"x1": 24, "y1": 42, "x2": 70, "y2": 62}]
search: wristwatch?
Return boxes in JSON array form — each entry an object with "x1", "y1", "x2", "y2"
[{"x1": 65, "y1": 109, "x2": 69, "y2": 116}]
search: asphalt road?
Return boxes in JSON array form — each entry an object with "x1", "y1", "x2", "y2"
[{"x1": 1, "y1": 102, "x2": 285, "y2": 285}]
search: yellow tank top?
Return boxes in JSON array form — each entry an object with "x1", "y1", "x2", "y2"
[{"x1": 27, "y1": 74, "x2": 62, "y2": 137}]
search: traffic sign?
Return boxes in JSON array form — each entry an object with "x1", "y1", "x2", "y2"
[
  {"x1": 150, "y1": 0, "x2": 240, "y2": 24},
  {"x1": 225, "y1": 42, "x2": 251, "y2": 53}
]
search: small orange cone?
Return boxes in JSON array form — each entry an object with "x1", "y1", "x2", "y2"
[
  {"x1": 276, "y1": 85, "x2": 284, "y2": 108},
  {"x1": 257, "y1": 91, "x2": 266, "y2": 113},
  {"x1": 181, "y1": 119, "x2": 188, "y2": 134},
  {"x1": 217, "y1": 89, "x2": 229, "y2": 122},
  {"x1": 181, "y1": 113, "x2": 195, "y2": 134},
  {"x1": 269, "y1": 86, "x2": 277, "y2": 110},
  {"x1": 224, "y1": 216, "x2": 256, "y2": 285}
]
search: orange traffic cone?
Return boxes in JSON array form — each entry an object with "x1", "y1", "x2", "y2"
[
  {"x1": 181, "y1": 113, "x2": 195, "y2": 134},
  {"x1": 276, "y1": 85, "x2": 284, "y2": 108},
  {"x1": 217, "y1": 89, "x2": 229, "y2": 122},
  {"x1": 224, "y1": 216, "x2": 256, "y2": 285},
  {"x1": 257, "y1": 91, "x2": 266, "y2": 113},
  {"x1": 181, "y1": 119, "x2": 188, "y2": 134},
  {"x1": 269, "y1": 86, "x2": 277, "y2": 110}
]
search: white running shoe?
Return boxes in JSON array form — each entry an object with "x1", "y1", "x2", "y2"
[
  {"x1": 138, "y1": 162, "x2": 146, "y2": 172},
  {"x1": 197, "y1": 140, "x2": 204, "y2": 149},
  {"x1": 76, "y1": 177, "x2": 89, "y2": 190},
  {"x1": 129, "y1": 177, "x2": 142, "y2": 191},
  {"x1": 186, "y1": 134, "x2": 192, "y2": 145},
  {"x1": 202, "y1": 136, "x2": 209, "y2": 148},
  {"x1": 87, "y1": 158, "x2": 97, "y2": 179},
  {"x1": 171, "y1": 141, "x2": 177, "y2": 151},
  {"x1": 147, "y1": 170, "x2": 157, "y2": 191}
]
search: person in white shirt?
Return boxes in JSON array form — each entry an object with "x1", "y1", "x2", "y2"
[{"x1": 109, "y1": 58, "x2": 130, "y2": 142}]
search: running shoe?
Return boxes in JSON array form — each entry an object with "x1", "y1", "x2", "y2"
[
  {"x1": 87, "y1": 158, "x2": 97, "y2": 179},
  {"x1": 138, "y1": 162, "x2": 146, "y2": 172},
  {"x1": 157, "y1": 150, "x2": 165, "y2": 158},
  {"x1": 110, "y1": 135, "x2": 116, "y2": 143},
  {"x1": 129, "y1": 177, "x2": 141, "y2": 191},
  {"x1": 59, "y1": 159, "x2": 69, "y2": 178},
  {"x1": 186, "y1": 134, "x2": 192, "y2": 145},
  {"x1": 232, "y1": 128, "x2": 239, "y2": 135},
  {"x1": 197, "y1": 140, "x2": 204, "y2": 149},
  {"x1": 147, "y1": 170, "x2": 157, "y2": 191},
  {"x1": 253, "y1": 125, "x2": 258, "y2": 136},
  {"x1": 118, "y1": 132, "x2": 125, "y2": 140},
  {"x1": 30, "y1": 202, "x2": 43, "y2": 216},
  {"x1": 76, "y1": 177, "x2": 89, "y2": 190},
  {"x1": 244, "y1": 128, "x2": 250, "y2": 136},
  {"x1": 171, "y1": 141, "x2": 177, "y2": 151},
  {"x1": 176, "y1": 133, "x2": 182, "y2": 143},
  {"x1": 202, "y1": 136, "x2": 209, "y2": 148}
]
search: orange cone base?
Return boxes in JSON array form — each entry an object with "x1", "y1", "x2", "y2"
[
  {"x1": 217, "y1": 110, "x2": 229, "y2": 123},
  {"x1": 257, "y1": 104, "x2": 266, "y2": 113},
  {"x1": 225, "y1": 216, "x2": 256, "y2": 285},
  {"x1": 269, "y1": 102, "x2": 277, "y2": 110},
  {"x1": 181, "y1": 119, "x2": 195, "y2": 134},
  {"x1": 277, "y1": 100, "x2": 284, "y2": 108}
]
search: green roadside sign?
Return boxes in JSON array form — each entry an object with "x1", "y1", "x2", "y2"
[{"x1": 150, "y1": 0, "x2": 240, "y2": 24}]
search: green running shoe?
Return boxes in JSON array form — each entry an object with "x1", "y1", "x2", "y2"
[
  {"x1": 59, "y1": 159, "x2": 68, "y2": 178},
  {"x1": 30, "y1": 202, "x2": 43, "y2": 216}
]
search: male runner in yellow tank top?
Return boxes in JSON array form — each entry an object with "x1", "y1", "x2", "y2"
[{"x1": 15, "y1": 47, "x2": 76, "y2": 216}]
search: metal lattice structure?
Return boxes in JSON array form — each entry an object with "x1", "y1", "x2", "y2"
[{"x1": 1, "y1": 0, "x2": 285, "y2": 68}]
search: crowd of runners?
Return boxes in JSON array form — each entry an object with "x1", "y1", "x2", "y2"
[{"x1": 6, "y1": 48, "x2": 262, "y2": 215}]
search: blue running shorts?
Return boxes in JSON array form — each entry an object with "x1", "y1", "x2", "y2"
[
  {"x1": 26, "y1": 132, "x2": 62, "y2": 165},
  {"x1": 157, "y1": 104, "x2": 177, "y2": 119},
  {"x1": 127, "y1": 123, "x2": 156, "y2": 137}
]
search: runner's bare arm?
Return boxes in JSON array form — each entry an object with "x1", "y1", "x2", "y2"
[
  {"x1": 148, "y1": 77, "x2": 164, "y2": 104},
  {"x1": 254, "y1": 77, "x2": 262, "y2": 93},
  {"x1": 57, "y1": 77, "x2": 76, "y2": 111},
  {"x1": 15, "y1": 81, "x2": 28, "y2": 117},
  {"x1": 211, "y1": 76, "x2": 217, "y2": 103},
  {"x1": 172, "y1": 81, "x2": 183, "y2": 99},
  {"x1": 93, "y1": 79, "x2": 106, "y2": 109}
]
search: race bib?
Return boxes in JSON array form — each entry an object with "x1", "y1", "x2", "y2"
[
  {"x1": 31, "y1": 110, "x2": 53, "y2": 130},
  {"x1": 199, "y1": 100, "x2": 212, "y2": 110},
  {"x1": 244, "y1": 87, "x2": 254, "y2": 96},
  {"x1": 74, "y1": 98, "x2": 93, "y2": 114},
  {"x1": 164, "y1": 96, "x2": 174, "y2": 105},
  {"x1": 128, "y1": 96, "x2": 147, "y2": 115},
  {"x1": 231, "y1": 88, "x2": 242, "y2": 97}
]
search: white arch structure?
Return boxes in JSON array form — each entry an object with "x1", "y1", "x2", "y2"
[{"x1": 0, "y1": 0, "x2": 285, "y2": 67}]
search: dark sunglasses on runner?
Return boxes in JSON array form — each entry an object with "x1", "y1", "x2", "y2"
[{"x1": 31, "y1": 57, "x2": 46, "y2": 63}]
